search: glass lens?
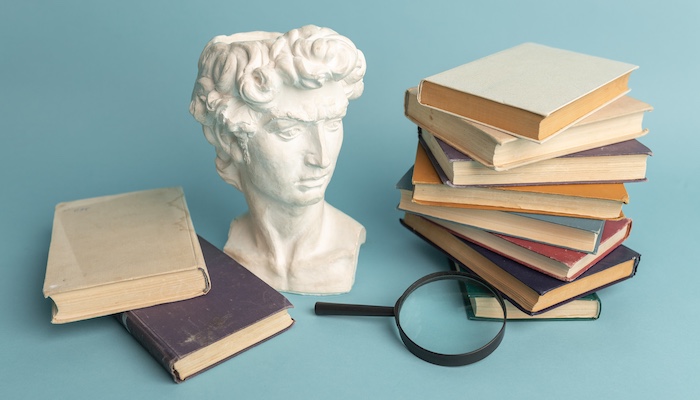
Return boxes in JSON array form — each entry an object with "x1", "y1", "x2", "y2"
[{"x1": 397, "y1": 276, "x2": 504, "y2": 356}]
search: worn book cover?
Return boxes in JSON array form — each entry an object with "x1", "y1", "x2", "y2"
[
  {"x1": 396, "y1": 168, "x2": 605, "y2": 252},
  {"x1": 411, "y1": 144, "x2": 629, "y2": 219},
  {"x1": 119, "y1": 236, "x2": 294, "y2": 383},
  {"x1": 405, "y1": 87, "x2": 651, "y2": 171},
  {"x1": 418, "y1": 42, "x2": 638, "y2": 141},
  {"x1": 421, "y1": 130, "x2": 651, "y2": 186},
  {"x1": 43, "y1": 187, "x2": 210, "y2": 324},
  {"x1": 462, "y1": 279, "x2": 601, "y2": 321},
  {"x1": 432, "y1": 216, "x2": 632, "y2": 281},
  {"x1": 401, "y1": 213, "x2": 640, "y2": 315}
]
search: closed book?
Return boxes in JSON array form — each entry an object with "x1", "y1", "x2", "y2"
[
  {"x1": 421, "y1": 130, "x2": 651, "y2": 186},
  {"x1": 42, "y1": 187, "x2": 211, "y2": 324},
  {"x1": 401, "y1": 213, "x2": 640, "y2": 315},
  {"x1": 404, "y1": 87, "x2": 651, "y2": 171},
  {"x1": 396, "y1": 168, "x2": 606, "y2": 252},
  {"x1": 412, "y1": 144, "x2": 629, "y2": 219},
  {"x1": 430, "y1": 216, "x2": 632, "y2": 281},
  {"x1": 118, "y1": 236, "x2": 294, "y2": 383},
  {"x1": 462, "y1": 279, "x2": 601, "y2": 321},
  {"x1": 417, "y1": 42, "x2": 638, "y2": 142}
]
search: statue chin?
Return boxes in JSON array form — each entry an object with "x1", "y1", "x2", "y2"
[{"x1": 223, "y1": 203, "x2": 366, "y2": 295}]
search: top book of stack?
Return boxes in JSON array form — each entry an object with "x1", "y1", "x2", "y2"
[{"x1": 417, "y1": 42, "x2": 639, "y2": 142}]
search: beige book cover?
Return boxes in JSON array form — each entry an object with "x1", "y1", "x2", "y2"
[
  {"x1": 418, "y1": 43, "x2": 639, "y2": 141},
  {"x1": 43, "y1": 187, "x2": 210, "y2": 323},
  {"x1": 411, "y1": 145, "x2": 628, "y2": 219},
  {"x1": 405, "y1": 87, "x2": 651, "y2": 170}
]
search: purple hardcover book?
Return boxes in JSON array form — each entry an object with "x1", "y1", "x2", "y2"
[
  {"x1": 439, "y1": 135, "x2": 651, "y2": 163},
  {"x1": 400, "y1": 217, "x2": 640, "y2": 315},
  {"x1": 118, "y1": 236, "x2": 294, "y2": 383},
  {"x1": 420, "y1": 130, "x2": 652, "y2": 187},
  {"x1": 457, "y1": 240, "x2": 640, "y2": 313}
]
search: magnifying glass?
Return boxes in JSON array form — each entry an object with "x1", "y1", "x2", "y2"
[{"x1": 314, "y1": 271, "x2": 507, "y2": 366}]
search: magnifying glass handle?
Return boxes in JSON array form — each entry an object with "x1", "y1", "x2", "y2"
[{"x1": 314, "y1": 302, "x2": 395, "y2": 317}]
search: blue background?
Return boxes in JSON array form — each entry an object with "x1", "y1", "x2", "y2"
[{"x1": 2, "y1": 1, "x2": 698, "y2": 398}]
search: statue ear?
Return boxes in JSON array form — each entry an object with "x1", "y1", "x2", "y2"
[
  {"x1": 201, "y1": 125, "x2": 246, "y2": 190},
  {"x1": 205, "y1": 124, "x2": 247, "y2": 165},
  {"x1": 219, "y1": 127, "x2": 247, "y2": 164},
  {"x1": 215, "y1": 148, "x2": 243, "y2": 190}
]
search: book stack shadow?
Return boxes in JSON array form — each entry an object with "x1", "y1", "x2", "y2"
[{"x1": 398, "y1": 43, "x2": 653, "y2": 321}]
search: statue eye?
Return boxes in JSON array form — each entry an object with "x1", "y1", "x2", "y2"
[
  {"x1": 265, "y1": 118, "x2": 305, "y2": 140},
  {"x1": 324, "y1": 119, "x2": 342, "y2": 132},
  {"x1": 276, "y1": 126, "x2": 304, "y2": 140}
]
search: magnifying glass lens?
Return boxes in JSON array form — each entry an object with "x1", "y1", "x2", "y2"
[
  {"x1": 314, "y1": 271, "x2": 506, "y2": 366},
  {"x1": 398, "y1": 277, "x2": 505, "y2": 356}
]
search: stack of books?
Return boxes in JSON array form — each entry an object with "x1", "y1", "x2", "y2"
[
  {"x1": 43, "y1": 187, "x2": 294, "y2": 382},
  {"x1": 398, "y1": 43, "x2": 652, "y2": 321}
]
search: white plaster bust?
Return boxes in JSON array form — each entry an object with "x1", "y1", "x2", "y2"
[{"x1": 189, "y1": 25, "x2": 366, "y2": 294}]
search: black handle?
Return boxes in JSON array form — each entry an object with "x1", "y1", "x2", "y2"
[{"x1": 314, "y1": 302, "x2": 395, "y2": 317}]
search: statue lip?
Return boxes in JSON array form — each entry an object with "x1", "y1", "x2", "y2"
[{"x1": 297, "y1": 174, "x2": 329, "y2": 188}]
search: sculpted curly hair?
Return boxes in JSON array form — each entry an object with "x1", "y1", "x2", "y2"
[{"x1": 189, "y1": 25, "x2": 366, "y2": 189}]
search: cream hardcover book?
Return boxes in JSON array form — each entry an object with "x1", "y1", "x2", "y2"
[
  {"x1": 405, "y1": 87, "x2": 651, "y2": 171},
  {"x1": 396, "y1": 169, "x2": 605, "y2": 253},
  {"x1": 417, "y1": 43, "x2": 639, "y2": 142},
  {"x1": 43, "y1": 187, "x2": 210, "y2": 324},
  {"x1": 411, "y1": 144, "x2": 629, "y2": 220}
]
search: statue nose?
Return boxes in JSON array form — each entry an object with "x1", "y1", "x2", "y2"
[{"x1": 305, "y1": 124, "x2": 332, "y2": 168}]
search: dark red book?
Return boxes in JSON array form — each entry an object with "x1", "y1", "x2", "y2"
[
  {"x1": 118, "y1": 236, "x2": 294, "y2": 383},
  {"x1": 431, "y1": 216, "x2": 632, "y2": 281},
  {"x1": 401, "y1": 213, "x2": 640, "y2": 315}
]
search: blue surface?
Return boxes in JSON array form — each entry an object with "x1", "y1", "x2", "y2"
[{"x1": 1, "y1": 1, "x2": 698, "y2": 398}]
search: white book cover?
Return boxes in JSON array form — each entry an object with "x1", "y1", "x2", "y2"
[
  {"x1": 419, "y1": 42, "x2": 638, "y2": 117},
  {"x1": 43, "y1": 187, "x2": 209, "y2": 323}
]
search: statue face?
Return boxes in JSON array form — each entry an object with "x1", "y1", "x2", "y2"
[{"x1": 240, "y1": 81, "x2": 349, "y2": 208}]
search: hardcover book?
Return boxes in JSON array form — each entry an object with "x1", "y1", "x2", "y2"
[
  {"x1": 421, "y1": 130, "x2": 651, "y2": 186},
  {"x1": 417, "y1": 42, "x2": 638, "y2": 142},
  {"x1": 462, "y1": 279, "x2": 602, "y2": 321},
  {"x1": 404, "y1": 87, "x2": 651, "y2": 171},
  {"x1": 43, "y1": 187, "x2": 211, "y2": 324},
  {"x1": 411, "y1": 144, "x2": 629, "y2": 220},
  {"x1": 118, "y1": 236, "x2": 294, "y2": 383},
  {"x1": 401, "y1": 213, "x2": 640, "y2": 315},
  {"x1": 431, "y1": 216, "x2": 632, "y2": 281},
  {"x1": 396, "y1": 168, "x2": 606, "y2": 252}
]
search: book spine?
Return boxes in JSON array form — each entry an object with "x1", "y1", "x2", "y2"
[
  {"x1": 116, "y1": 313, "x2": 181, "y2": 382},
  {"x1": 399, "y1": 217, "x2": 639, "y2": 316}
]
